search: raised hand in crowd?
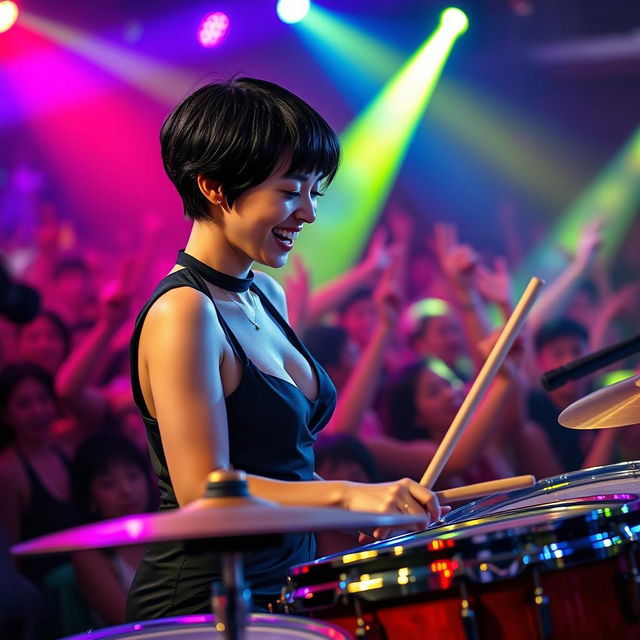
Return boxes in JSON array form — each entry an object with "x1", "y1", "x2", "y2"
[
  {"x1": 323, "y1": 249, "x2": 402, "y2": 436},
  {"x1": 432, "y1": 222, "x2": 492, "y2": 370},
  {"x1": 475, "y1": 256, "x2": 513, "y2": 320},
  {"x1": 529, "y1": 217, "x2": 603, "y2": 331}
]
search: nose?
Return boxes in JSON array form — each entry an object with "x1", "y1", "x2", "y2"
[{"x1": 293, "y1": 196, "x2": 317, "y2": 224}]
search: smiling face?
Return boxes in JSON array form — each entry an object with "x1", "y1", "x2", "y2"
[
  {"x1": 220, "y1": 164, "x2": 323, "y2": 270},
  {"x1": 413, "y1": 366, "x2": 463, "y2": 438}
]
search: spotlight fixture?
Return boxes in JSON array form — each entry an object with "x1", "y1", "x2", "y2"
[
  {"x1": 0, "y1": 0, "x2": 18, "y2": 34},
  {"x1": 197, "y1": 11, "x2": 230, "y2": 48},
  {"x1": 440, "y1": 7, "x2": 469, "y2": 37},
  {"x1": 277, "y1": 0, "x2": 310, "y2": 25}
]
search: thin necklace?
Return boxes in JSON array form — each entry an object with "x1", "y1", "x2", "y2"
[{"x1": 220, "y1": 289, "x2": 261, "y2": 331}]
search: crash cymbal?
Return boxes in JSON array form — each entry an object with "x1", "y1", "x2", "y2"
[
  {"x1": 12, "y1": 495, "x2": 423, "y2": 556},
  {"x1": 558, "y1": 374, "x2": 640, "y2": 429}
]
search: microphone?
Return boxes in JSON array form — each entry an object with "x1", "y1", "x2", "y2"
[{"x1": 541, "y1": 334, "x2": 640, "y2": 391}]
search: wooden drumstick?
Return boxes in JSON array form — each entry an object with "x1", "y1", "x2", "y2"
[
  {"x1": 435, "y1": 474, "x2": 536, "y2": 503},
  {"x1": 420, "y1": 276, "x2": 544, "y2": 488}
]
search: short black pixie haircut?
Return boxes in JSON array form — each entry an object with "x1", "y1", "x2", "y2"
[{"x1": 160, "y1": 77, "x2": 341, "y2": 221}]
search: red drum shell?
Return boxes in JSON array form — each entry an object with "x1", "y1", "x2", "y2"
[{"x1": 285, "y1": 500, "x2": 640, "y2": 640}]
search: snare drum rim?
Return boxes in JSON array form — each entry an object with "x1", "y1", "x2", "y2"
[
  {"x1": 61, "y1": 613, "x2": 352, "y2": 639},
  {"x1": 441, "y1": 460, "x2": 640, "y2": 525}
]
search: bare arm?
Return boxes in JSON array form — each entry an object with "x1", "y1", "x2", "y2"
[
  {"x1": 72, "y1": 550, "x2": 128, "y2": 625},
  {"x1": 141, "y1": 284, "x2": 441, "y2": 529},
  {"x1": 432, "y1": 223, "x2": 492, "y2": 371},
  {"x1": 582, "y1": 428, "x2": 621, "y2": 470},
  {"x1": 528, "y1": 219, "x2": 602, "y2": 332},
  {"x1": 305, "y1": 229, "x2": 389, "y2": 324},
  {"x1": 325, "y1": 257, "x2": 400, "y2": 435}
]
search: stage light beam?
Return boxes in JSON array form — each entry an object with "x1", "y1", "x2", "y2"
[
  {"x1": 0, "y1": 1, "x2": 19, "y2": 33},
  {"x1": 281, "y1": 11, "x2": 467, "y2": 285},
  {"x1": 277, "y1": 0, "x2": 310, "y2": 24}
]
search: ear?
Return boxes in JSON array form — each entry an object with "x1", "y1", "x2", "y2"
[{"x1": 196, "y1": 176, "x2": 226, "y2": 209}]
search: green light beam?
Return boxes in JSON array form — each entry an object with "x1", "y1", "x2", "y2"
[
  {"x1": 517, "y1": 125, "x2": 640, "y2": 286},
  {"x1": 277, "y1": 12, "x2": 466, "y2": 286}
]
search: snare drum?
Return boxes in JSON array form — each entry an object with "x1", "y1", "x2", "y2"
[
  {"x1": 61, "y1": 614, "x2": 351, "y2": 639},
  {"x1": 442, "y1": 461, "x2": 640, "y2": 525},
  {"x1": 284, "y1": 498, "x2": 640, "y2": 639}
]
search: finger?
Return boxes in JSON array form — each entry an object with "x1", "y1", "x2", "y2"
[{"x1": 405, "y1": 481, "x2": 442, "y2": 522}]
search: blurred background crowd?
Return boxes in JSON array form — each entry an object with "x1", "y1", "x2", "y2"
[{"x1": 1, "y1": 0, "x2": 640, "y2": 637}]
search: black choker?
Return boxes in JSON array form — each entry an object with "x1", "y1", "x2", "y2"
[{"x1": 176, "y1": 251, "x2": 254, "y2": 293}]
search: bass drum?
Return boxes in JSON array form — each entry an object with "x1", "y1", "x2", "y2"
[
  {"x1": 61, "y1": 614, "x2": 352, "y2": 639},
  {"x1": 441, "y1": 461, "x2": 640, "y2": 525},
  {"x1": 284, "y1": 496, "x2": 640, "y2": 640}
]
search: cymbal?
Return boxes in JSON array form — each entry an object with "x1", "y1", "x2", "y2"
[
  {"x1": 12, "y1": 495, "x2": 424, "y2": 556},
  {"x1": 558, "y1": 374, "x2": 640, "y2": 429}
]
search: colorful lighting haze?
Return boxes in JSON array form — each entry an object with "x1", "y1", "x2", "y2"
[
  {"x1": 277, "y1": 0, "x2": 310, "y2": 24},
  {"x1": 283, "y1": 10, "x2": 467, "y2": 286},
  {"x1": 197, "y1": 12, "x2": 229, "y2": 48},
  {"x1": 296, "y1": 4, "x2": 593, "y2": 214},
  {"x1": 17, "y1": 11, "x2": 196, "y2": 105},
  {"x1": 517, "y1": 125, "x2": 640, "y2": 286},
  {"x1": 0, "y1": 0, "x2": 18, "y2": 33}
]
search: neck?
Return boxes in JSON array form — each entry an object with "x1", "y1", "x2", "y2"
[{"x1": 184, "y1": 221, "x2": 253, "y2": 279}]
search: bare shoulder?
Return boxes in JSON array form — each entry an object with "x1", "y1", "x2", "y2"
[
  {"x1": 142, "y1": 285, "x2": 226, "y2": 362},
  {"x1": 253, "y1": 271, "x2": 288, "y2": 319}
]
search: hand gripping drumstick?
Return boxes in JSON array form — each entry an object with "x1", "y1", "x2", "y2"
[
  {"x1": 435, "y1": 474, "x2": 535, "y2": 503},
  {"x1": 420, "y1": 277, "x2": 545, "y2": 488}
]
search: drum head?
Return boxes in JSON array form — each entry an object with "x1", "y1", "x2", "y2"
[
  {"x1": 62, "y1": 614, "x2": 350, "y2": 639},
  {"x1": 442, "y1": 460, "x2": 640, "y2": 524}
]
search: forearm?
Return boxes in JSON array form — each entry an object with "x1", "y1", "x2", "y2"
[
  {"x1": 528, "y1": 260, "x2": 585, "y2": 331},
  {"x1": 444, "y1": 375, "x2": 514, "y2": 473},
  {"x1": 326, "y1": 326, "x2": 390, "y2": 435},
  {"x1": 452, "y1": 287, "x2": 492, "y2": 371},
  {"x1": 582, "y1": 429, "x2": 620, "y2": 469},
  {"x1": 365, "y1": 435, "x2": 438, "y2": 482},
  {"x1": 307, "y1": 262, "x2": 377, "y2": 324},
  {"x1": 247, "y1": 474, "x2": 347, "y2": 507},
  {"x1": 55, "y1": 320, "x2": 119, "y2": 398}
]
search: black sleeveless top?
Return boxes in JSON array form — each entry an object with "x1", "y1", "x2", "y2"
[
  {"x1": 126, "y1": 255, "x2": 336, "y2": 620},
  {"x1": 16, "y1": 448, "x2": 78, "y2": 586}
]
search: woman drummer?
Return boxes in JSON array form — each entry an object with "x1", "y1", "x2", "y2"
[{"x1": 126, "y1": 77, "x2": 441, "y2": 619}]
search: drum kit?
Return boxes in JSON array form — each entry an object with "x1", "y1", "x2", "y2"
[
  {"x1": 12, "y1": 375, "x2": 640, "y2": 639},
  {"x1": 11, "y1": 277, "x2": 640, "y2": 640}
]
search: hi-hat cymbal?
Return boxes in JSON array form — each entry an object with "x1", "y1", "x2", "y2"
[
  {"x1": 558, "y1": 374, "x2": 640, "y2": 429},
  {"x1": 12, "y1": 495, "x2": 424, "y2": 556}
]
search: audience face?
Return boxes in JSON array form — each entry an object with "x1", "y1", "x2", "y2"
[
  {"x1": 89, "y1": 460, "x2": 149, "y2": 520},
  {"x1": 17, "y1": 314, "x2": 67, "y2": 374},
  {"x1": 413, "y1": 367, "x2": 463, "y2": 438},
  {"x1": 413, "y1": 315, "x2": 465, "y2": 367},
  {"x1": 339, "y1": 298, "x2": 376, "y2": 349},
  {"x1": 3, "y1": 376, "x2": 56, "y2": 445}
]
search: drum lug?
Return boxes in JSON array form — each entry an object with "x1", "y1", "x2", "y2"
[
  {"x1": 352, "y1": 598, "x2": 388, "y2": 640},
  {"x1": 532, "y1": 570, "x2": 552, "y2": 640},
  {"x1": 616, "y1": 551, "x2": 640, "y2": 623},
  {"x1": 459, "y1": 582, "x2": 480, "y2": 640}
]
